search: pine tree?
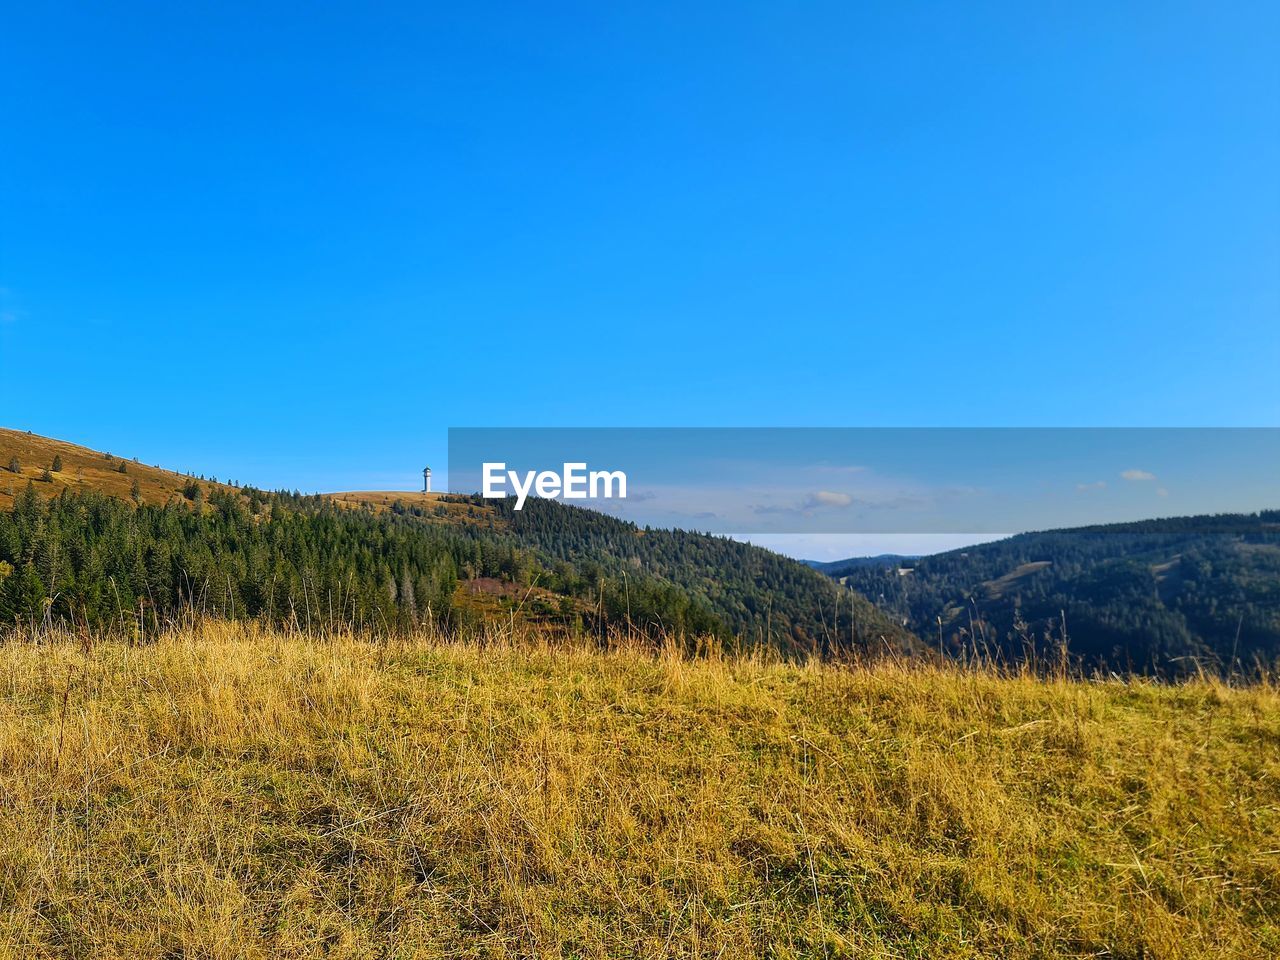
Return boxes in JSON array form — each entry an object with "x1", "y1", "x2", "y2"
[
  {"x1": 398, "y1": 567, "x2": 417, "y2": 622},
  {"x1": 7, "y1": 456, "x2": 18, "y2": 474},
  {"x1": 13, "y1": 482, "x2": 40, "y2": 524},
  {"x1": 51, "y1": 455, "x2": 63, "y2": 472},
  {"x1": 10, "y1": 563, "x2": 46, "y2": 621}
]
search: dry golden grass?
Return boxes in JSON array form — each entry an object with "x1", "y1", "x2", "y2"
[
  {"x1": 0, "y1": 622, "x2": 1276, "y2": 958},
  {"x1": 0, "y1": 427, "x2": 485, "y2": 523},
  {"x1": 0, "y1": 428, "x2": 235, "y2": 510},
  {"x1": 323, "y1": 491, "x2": 497, "y2": 524}
]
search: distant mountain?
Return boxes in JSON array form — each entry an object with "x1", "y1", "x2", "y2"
[
  {"x1": 0, "y1": 428, "x2": 911, "y2": 656},
  {"x1": 825, "y1": 513, "x2": 1280, "y2": 675},
  {"x1": 805, "y1": 554, "x2": 915, "y2": 574},
  {"x1": 485, "y1": 497, "x2": 912, "y2": 654}
]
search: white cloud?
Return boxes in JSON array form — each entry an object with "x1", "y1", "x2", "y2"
[
  {"x1": 1120, "y1": 469, "x2": 1157, "y2": 481},
  {"x1": 1156, "y1": 487, "x2": 1169, "y2": 497},
  {"x1": 1076, "y1": 481, "x2": 1107, "y2": 492},
  {"x1": 803, "y1": 490, "x2": 854, "y2": 509},
  {"x1": 755, "y1": 490, "x2": 858, "y2": 515}
]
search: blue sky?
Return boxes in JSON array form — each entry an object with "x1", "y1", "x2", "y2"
[{"x1": 2, "y1": 2, "x2": 1278, "y2": 508}]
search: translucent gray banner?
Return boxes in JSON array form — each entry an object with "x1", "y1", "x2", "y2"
[{"x1": 447, "y1": 428, "x2": 1279, "y2": 534}]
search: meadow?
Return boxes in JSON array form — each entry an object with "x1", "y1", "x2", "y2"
[{"x1": 0, "y1": 622, "x2": 1276, "y2": 958}]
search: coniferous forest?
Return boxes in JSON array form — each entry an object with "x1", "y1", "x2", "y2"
[
  {"x1": 0, "y1": 482, "x2": 908, "y2": 654},
  {"x1": 6, "y1": 471, "x2": 1278, "y2": 674},
  {"x1": 827, "y1": 513, "x2": 1280, "y2": 675}
]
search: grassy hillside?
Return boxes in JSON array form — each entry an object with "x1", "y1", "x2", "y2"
[
  {"x1": 0, "y1": 428, "x2": 236, "y2": 510},
  {"x1": 0, "y1": 622, "x2": 1275, "y2": 958},
  {"x1": 323, "y1": 490, "x2": 493, "y2": 525},
  {"x1": 0, "y1": 430, "x2": 470, "y2": 519}
]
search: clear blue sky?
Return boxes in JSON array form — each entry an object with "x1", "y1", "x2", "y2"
[{"x1": 2, "y1": 1, "x2": 1277, "y2": 495}]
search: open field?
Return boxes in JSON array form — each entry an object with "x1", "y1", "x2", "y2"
[{"x1": 0, "y1": 623, "x2": 1276, "y2": 958}]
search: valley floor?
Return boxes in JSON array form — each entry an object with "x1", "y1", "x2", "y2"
[{"x1": 0, "y1": 624, "x2": 1276, "y2": 958}]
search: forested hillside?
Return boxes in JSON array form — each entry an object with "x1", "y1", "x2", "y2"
[
  {"x1": 829, "y1": 513, "x2": 1280, "y2": 675},
  {"x1": 806, "y1": 554, "x2": 913, "y2": 573},
  {"x1": 0, "y1": 471, "x2": 910, "y2": 654},
  {"x1": 490, "y1": 496, "x2": 907, "y2": 651}
]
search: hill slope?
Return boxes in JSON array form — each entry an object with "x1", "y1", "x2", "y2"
[
  {"x1": 0, "y1": 428, "x2": 909, "y2": 653},
  {"x1": 0, "y1": 427, "x2": 236, "y2": 510},
  {"x1": 1, "y1": 622, "x2": 1274, "y2": 958},
  {"x1": 489, "y1": 495, "x2": 906, "y2": 651},
  {"x1": 828, "y1": 513, "x2": 1280, "y2": 674}
]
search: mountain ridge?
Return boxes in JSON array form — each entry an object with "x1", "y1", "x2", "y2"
[
  {"x1": 824, "y1": 512, "x2": 1280, "y2": 674},
  {"x1": 0, "y1": 427, "x2": 911, "y2": 654}
]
